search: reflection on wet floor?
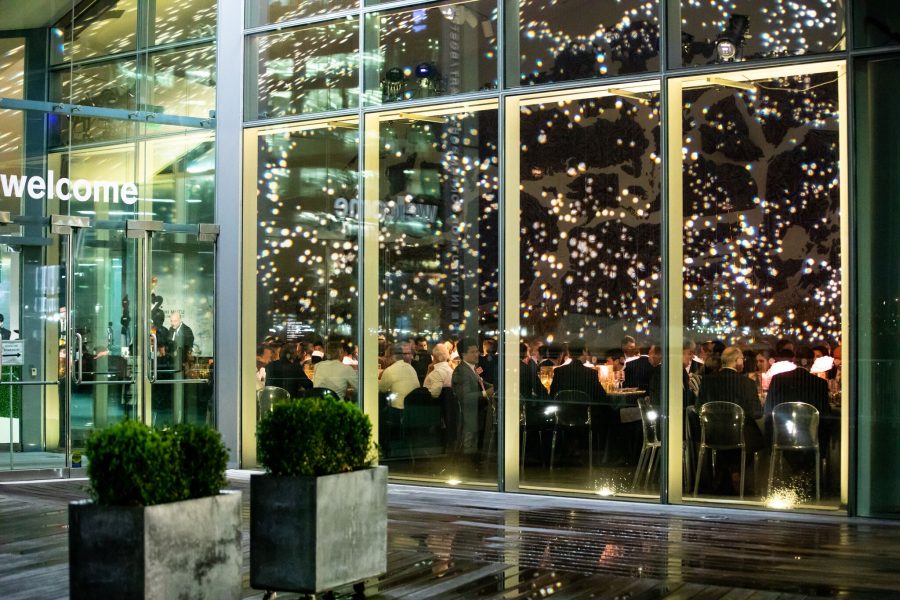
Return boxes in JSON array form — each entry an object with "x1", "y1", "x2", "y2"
[{"x1": 1, "y1": 476, "x2": 897, "y2": 599}]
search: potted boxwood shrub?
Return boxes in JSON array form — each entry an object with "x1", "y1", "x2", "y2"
[
  {"x1": 69, "y1": 420, "x2": 241, "y2": 600},
  {"x1": 251, "y1": 395, "x2": 387, "y2": 596}
]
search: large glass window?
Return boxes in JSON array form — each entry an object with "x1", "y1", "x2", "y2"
[
  {"x1": 146, "y1": 45, "x2": 217, "y2": 120},
  {"x1": 855, "y1": 55, "x2": 900, "y2": 517},
  {"x1": 246, "y1": 0, "x2": 358, "y2": 27},
  {"x1": 151, "y1": 0, "x2": 216, "y2": 46},
  {"x1": 245, "y1": 18, "x2": 359, "y2": 120},
  {"x1": 363, "y1": 0, "x2": 498, "y2": 105},
  {"x1": 50, "y1": 58, "x2": 138, "y2": 146},
  {"x1": 678, "y1": 1, "x2": 845, "y2": 68},
  {"x1": 368, "y1": 103, "x2": 499, "y2": 486},
  {"x1": 679, "y1": 69, "x2": 844, "y2": 509},
  {"x1": 253, "y1": 121, "x2": 360, "y2": 401},
  {"x1": 515, "y1": 88, "x2": 662, "y2": 497},
  {"x1": 51, "y1": 0, "x2": 139, "y2": 65},
  {"x1": 854, "y1": 1, "x2": 900, "y2": 49},
  {"x1": 0, "y1": 38, "x2": 25, "y2": 215},
  {"x1": 506, "y1": 0, "x2": 660, "y2": 86}
]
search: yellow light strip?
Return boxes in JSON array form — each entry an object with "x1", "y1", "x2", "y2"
[
  {"x1": 705, "y1": 77, "x2": 757, "y2": 91},
  {"x1": 397, "y1": 112, "x2": 447, "y2": 124},
  {"x1": 608, "y1": 88, "x2": 654, "y2": 101}
]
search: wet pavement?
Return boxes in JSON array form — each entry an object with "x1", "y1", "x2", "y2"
[{"x1": 1, "y1": 472, "x2": 899, "y2": 599}]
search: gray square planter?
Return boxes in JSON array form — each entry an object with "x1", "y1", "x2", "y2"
[
  {"x1": 250, "y1": 466, "x2": 388, "y2": 594},
  {"x1": 69, "y1": 491, "x2": 242, "y2": 600}
]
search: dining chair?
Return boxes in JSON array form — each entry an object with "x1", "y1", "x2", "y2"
[
  {"x1": 693, "y1": 401, "x2": 747, "y2": 499},
  {"x1": 768, "y1": 401, "x2": 821, "y2": 501},
  {"x1": 520, "y1": 398, "x2": 556, "y2": 471},
  {"x1": 548, "y1": 390, "x2": 593, "y2": 476},
  {"x1": 632, "y1": 396, "x2": 662, "y2": 490},
  {"x1": 256, "y1": 386, "x2": 291, "y2": 423}
]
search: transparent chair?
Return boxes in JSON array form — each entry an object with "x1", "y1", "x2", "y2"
[
  {"x1": 548, "y1": 390, "x2": 594, "y2": 476},
  {"x1": 256, "y1": 386, "x2": 291, "y2": 422},
  {"x1": 632, "y1": 397, "x2": 662, "y2": 491},
  {"x1": 767, "y1": 401, "x2": 821, "y2": 501},
  {"x1": 693, "y1": 401, "x2": 747, "y2": 499},
  {"x1": 520, "y1": 398, "x2": 556, "y2": 471}
]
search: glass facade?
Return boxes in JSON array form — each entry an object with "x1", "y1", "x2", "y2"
[
  {"x1": 242, "y1": 0, "x2": 888, "y2": 515},
  {"x1": 1, "y1": 0, "x2": 899, "y2": 519}
]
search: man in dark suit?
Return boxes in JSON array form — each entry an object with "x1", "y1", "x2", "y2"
[
  {"x1": 266, "y1": 342, "x2": 312, "y2": 397},
  {"x1": 478, "y1": 338, "x2": 499, "y2": 388},
  {"x1": 696, "y1": 347, "x2": 764, "y2": 494},
  {"x1": 168, "y1": 311, "x2": 194, "y2": 375},
  {"x1": 0, "y1": 314, "x2": 11, "y2": 340},
  {"x1": 549, "y1": 340, "x2": 612, "y2": 464},
  {"x1": 624, "y1": 352, "x2": 654, "y2": 390},
  {"x1": 765, "y1": 346, "x2": 833, "y2": 443},
  {"x1": 698, "y1": 347, "x2": 764, "y2": 448},
  {"x1": 550, "y1": 339, "x2": 606, "y2": 403},
  {"x1": 765, "y1": 346, "x2": 834, "y2": 493},
  {"x1": 451, "y1": 339, "x2": 492, "y2": 456}
]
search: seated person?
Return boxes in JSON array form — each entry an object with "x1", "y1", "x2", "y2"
[
  {"x1": 698, "y1": 347, "x2": 763, "y2": 449},
  {"x1": 551, "y1": 339, "x2": 607, "y2": 403},
  {"x1": 423, "y1": 344, "x2": 453, "y2": 399},
  {"x1": 378, "y1": 343, "x2": 420, "y2": 410},
  {"x1": 764, "y1": 346, "x2": 834, "y2": 493},
  {"x1": 312, "y1": 341, "x2": 357, "y2": 399},
  {"x1": 624, "y1": 346, "x2": 654, "y2": 390},
  {"x1": 765, "y1": 346, "x2": 833, "y2": 443}
]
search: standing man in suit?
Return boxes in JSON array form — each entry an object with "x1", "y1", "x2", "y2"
[
  {"x1": 0, "y1": 314, "x2": 11, "y2": 340},
  {"x1": 168, "y1": 311, "x2": 194, "y2": 375},
  {"x1": 451, "y1": 339, "x2": 493, "y2": 457}
]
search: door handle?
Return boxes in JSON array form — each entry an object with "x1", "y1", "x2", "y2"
[
  {"x1": 148, "y1": 333, "x2": 158, "y2": 383},
  {"x1": 74, "y1": 332, "x2": 84, "y2": 384}
]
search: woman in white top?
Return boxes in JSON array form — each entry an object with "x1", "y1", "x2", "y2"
[{"x1": 424, "y1": 344, "x2": 454, "y2": 398}]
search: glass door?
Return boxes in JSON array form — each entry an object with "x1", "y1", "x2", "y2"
[
  {"x1": 145, "y1": 226, "x2": 217, "y2": 427},
  {"x1": 0, "y1": 217, "x2": 73, "y2": 472},
  {"x1": 69, "y1": 224, "x2": 139, "y2": 449}
]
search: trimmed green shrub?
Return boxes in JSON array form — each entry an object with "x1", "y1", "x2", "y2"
[
  {"x1": 85, "y1": 420, "x2": 228, "y2": 506},
  {"x1": 167, "y1": 423, "x2": 229, "y2": 499},
  {"x1": 257, "y1": 396, "x2": 374, "y2": 477}
]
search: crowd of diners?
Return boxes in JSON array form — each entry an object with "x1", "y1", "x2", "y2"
[{"x1": 254, "y1": 332, "x2": 841, "y2": 495}]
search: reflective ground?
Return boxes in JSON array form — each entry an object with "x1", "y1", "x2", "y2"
[{"x1": 1, "y1": 473, "x2": 898, "y2": 599}]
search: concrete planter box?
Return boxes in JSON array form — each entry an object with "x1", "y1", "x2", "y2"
[
  {"x1": 250, "y1": 466, "x2": 387, "y2": 594},
  {"x1": 69, "y1": 491, "x2": 242, "y2": 600}
]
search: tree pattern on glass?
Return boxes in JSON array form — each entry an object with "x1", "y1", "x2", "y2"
[
  {"x1": 519, "y1": 95, "x2": 662, "y2": 345},
  {"x1": 682, "y1": 74, "x2": 841, "y2": 345}
]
